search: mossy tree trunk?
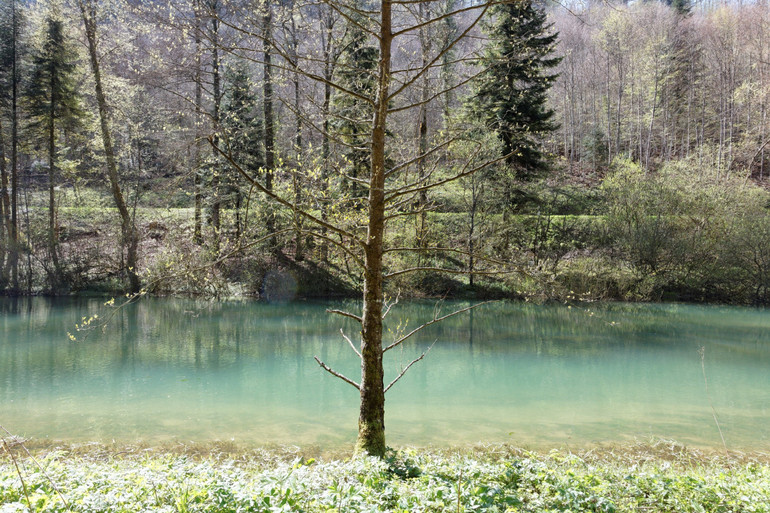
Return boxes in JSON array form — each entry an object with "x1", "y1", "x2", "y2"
[{"x1": 354, "y1": 0, "x2": 392, "y2": 457}]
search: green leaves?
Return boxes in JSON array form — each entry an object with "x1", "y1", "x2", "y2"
[{"x1": 1, "y1": 448, "x2": 769, "y2": 512}]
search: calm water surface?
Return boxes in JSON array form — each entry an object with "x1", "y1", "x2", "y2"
[{"x1": 1, "y1": 298, "x2": 768, "y2": 450}]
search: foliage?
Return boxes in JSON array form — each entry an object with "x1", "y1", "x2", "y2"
[
  {"x1": 1, "y1": 447, "x2": 769, "y2": 512},
  {"x1": 25, "y1": 10, "x2": 83, "y2": 139},
  {"x1": 601, "y1": 157, "x2": 770, "y2": 303},
  {"x1": 471, "y1": 0, "x2": 561, "y2": 179}
]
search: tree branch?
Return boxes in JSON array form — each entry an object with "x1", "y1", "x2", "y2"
[
  {"x1": 388, "y1": 2, "x2": 491, "y2": 100},
  {"x1": 386, "y1": 151, "x2": 512, "y2": 203},
  {"x1": 391, "y1": 2, "x2": 498, "y2": 38},
  {"x1": 314, "y1": 356, "x2": 361, "y2": 390},
  {"x1": 340, "y1": 328, "x2": 362, "y2": 358},
  {"x1": 383, "y1": 301, "x2": 496, "y2": 353},
  {"x1": 327, "y1": 309, "x2": 363, "y2": 323},
  {"x1": 210, "y1": 137, "x2": 365, "y2": 248},
  {"x1": 385, "y1": 137, "x2": 457, "y2": 177},
  {"x1": 385, "y1": 266, "x2": 521, "y2": 279},
  {"x1": 384, "y1": 341, "x2": 435, "y2": 393}
]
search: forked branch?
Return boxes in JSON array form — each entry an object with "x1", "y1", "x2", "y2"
[{"x1": 383, "y1": 301, "x2": 496, "y2": 353}]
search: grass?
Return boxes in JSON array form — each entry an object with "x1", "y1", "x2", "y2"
[{"x1": 2, "y1": 441, "x2": 769, "y2": 512}]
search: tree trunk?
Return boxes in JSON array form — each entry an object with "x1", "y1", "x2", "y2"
[
  {"x1": 355, "y1": 0, "x2": 392, "y2": 458},
  {"x1": 263, "y1": 7, "x2": 276, "y2": 244},
  {"x1": 0, "y1": 118, "x2": 9, "y2": 283},
  {"x1": 291, "y1": 12, "x2": 304, "y2": 261},
  {"x1": 319, "y1": 7, "x2": 334, "y2": 265},
  {"x1": 210, "y1": 0, "x2": 221, "y2": 254},
  {"x1": 48, "y1": 84, "x2": 61, "y2": 288},
  {"x1": 193, "y1": 0, "x2": 203, "y2": 245},
  {"x1": 416, "y1": 0, "x2": 430, "y2": 253},
  {"x1": 8, "y1": 0, "x2": 19, "y2": 292},
  {"x1": 79, "y1": 0, "x2": 140, "y2": 293}
]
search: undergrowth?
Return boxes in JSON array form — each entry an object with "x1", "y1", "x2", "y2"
[{"x1": 1, "y1": 443, "x2": 769, "y2": 512}]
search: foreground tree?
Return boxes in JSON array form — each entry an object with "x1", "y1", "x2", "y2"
[{"x1": 213, "y1": 0, "x2": 514, "y2": 456}]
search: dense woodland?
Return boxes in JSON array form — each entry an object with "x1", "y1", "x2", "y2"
[{"x1": 0, "y1": 0, "x2": 769, "y2": 305}]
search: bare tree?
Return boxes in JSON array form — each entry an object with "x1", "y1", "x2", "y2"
[{"x1": 210, "y1": 0, "x2": 510, "y2": 456}]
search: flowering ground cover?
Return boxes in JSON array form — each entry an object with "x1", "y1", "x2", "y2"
[{"x1": 1, "y1": 442, "x2": 769, "y2": 512}]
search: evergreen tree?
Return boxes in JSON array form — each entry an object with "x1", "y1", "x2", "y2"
[
  {"x1": 332, "y1": 15, "x2": 377, "y2": 207},
  {"x1": 0, "y1": 0, "x2": 25, "y2": 291},
  {"x1": 222, "y1": 62, "x2": 262, "y2": 174},
  {"x1": 667, "y1": 0, "x2": 691, "y2": 16},
  {"x1": 221, "y1": 61, "x2": 261, "y2": 238},
  {"x1": 26, "y1": 10, "x2": 82, "y2": 289},
  {"x1": 472, "y1": 0, "x2": 561, "y2": 180}
]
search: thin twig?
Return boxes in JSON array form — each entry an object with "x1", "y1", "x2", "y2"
[
  {"x1": 382, "y1": 292, "x2": 400, "y2": 320},
  {"x1": 314, "y1": 356, "x2": 361, "y2": 390},
  {"x1": 383, "y1": 301, "x2": 496, "y2": 353},
  {"x1": 1, "y1": 424, "x2": 71, "y2": 511},
  {"x1": 385, "y1": 341, "x2": 435, "y2": 393},
  {"x1": 327, "y1": 309, "x2": 363, "y2": 324},
  {"x1": 699, "y1": 347, "x2": 729, "y2": 458},
  {"x1": 340, "y1": 328, "x2": 362, "y2": 359},
  {"x1": 1, "y1": 438, "x2": 32, "y2": 513}
]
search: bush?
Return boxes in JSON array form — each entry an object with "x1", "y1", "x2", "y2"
[{"x1": 600, "y1": 157, "x2": 770, "y2": 303}]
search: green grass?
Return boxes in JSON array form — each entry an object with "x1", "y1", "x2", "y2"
[{"x1": 2, "y1": 443, "x2": 769, "y2": 512}]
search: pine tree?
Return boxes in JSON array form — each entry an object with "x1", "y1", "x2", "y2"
[
  {"x1": 332, "y1": 15, "x2": 377, "y2": 207},
  {"x1": 472, "y1": 0, "x2": 561, "y2": 180},
  {"x1": 0, "y1": 0, "x2": 24, "y2": 291},
  {"x1": 221, "y1": 61, "x2": 261, "y2": 239},
  {"x1": 667, "y1": 0, "x2": 691, "y2": 16},
  {"x1": 26, "y1": 11, "x2": 83, "y2": 289}
]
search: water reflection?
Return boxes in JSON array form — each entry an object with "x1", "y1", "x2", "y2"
[{"x1": 0, "y1": 297, "x2": 768, "y2": 450}]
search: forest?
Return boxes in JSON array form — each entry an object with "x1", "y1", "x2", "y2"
[
  {"x1": 0, "y1": 0, "x2": 769, "y2": 305},
  {"x1": 3, "y1": 2, "x2": 770, "y2": 507}
]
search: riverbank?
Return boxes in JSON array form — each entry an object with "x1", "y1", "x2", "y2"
[
  {"x1": 1, "y1": 441, "x2": 769, "y2": 512},
  {"x1": 3, "y1": 159, "x2": 770, "y2": 305}
]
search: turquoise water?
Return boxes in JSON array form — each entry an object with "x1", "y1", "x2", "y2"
[{"x1": 1, "y1": 298, "x2": 768, "y2": 450}]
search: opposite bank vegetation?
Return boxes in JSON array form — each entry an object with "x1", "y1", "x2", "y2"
[{"x1": 1, "y1": 442, "x2": 770, "y2": 512}]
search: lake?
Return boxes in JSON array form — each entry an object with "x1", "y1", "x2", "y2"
[{"x1": 1, "y1": 297, "x2": 768, "y2": 451}]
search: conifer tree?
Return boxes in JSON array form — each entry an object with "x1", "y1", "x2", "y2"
[
  {"x1": 472, "y1": 0, "x2": 561, "y2": 180},
  {"x1": 221, "y1": 61, "x2": 261, "y2": 239},
  {"x1": 0, "y1": 0, "x2": 24, "y2": 291},
  {"x1": 667, "y1": 0, "x2": 691, "y2": 16},
  {"x1": 26, "y1": 10, "x2": 82, "y2": 289},
  {"x1": 332, "y1": 15, "x2": 377, "y2": 207}
]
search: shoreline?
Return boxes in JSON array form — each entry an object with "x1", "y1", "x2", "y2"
[{"x1": 6, "y1": 438, "x2": 770, "y2": 466}]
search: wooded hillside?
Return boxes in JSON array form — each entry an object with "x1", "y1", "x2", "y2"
[{"x1": 0, "y1": 0, "x2": 768, "y2": 304}]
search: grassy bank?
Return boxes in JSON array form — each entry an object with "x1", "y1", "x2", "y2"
[{"x1": 2, "y1": 442, "x2": 769, "y2": 512}]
